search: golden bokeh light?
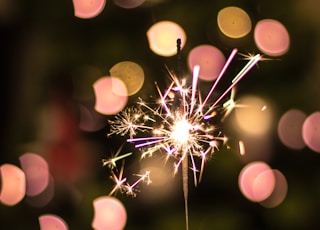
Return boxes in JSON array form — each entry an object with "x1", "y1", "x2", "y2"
[
  {"x1": 217, "y1": 6, "x2": 252, "y2": 39},
  {"x1": 146, "y1": 21, "x2": 186, "y2": 57},
  {"x1": 234, "y1": 95, "x2": 272, "y2": 135},
  {"x1": 109, "y1": 61, "x2": 145, "y2": 96}
]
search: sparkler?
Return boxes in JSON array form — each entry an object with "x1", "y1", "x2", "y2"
[{"x1": 106, "y1": 39, "x2": 262, "y2": 229}]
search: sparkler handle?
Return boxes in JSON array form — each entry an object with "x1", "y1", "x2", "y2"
[{"x1": 182, "y1": 155, "x2": 189, "y2": 230}]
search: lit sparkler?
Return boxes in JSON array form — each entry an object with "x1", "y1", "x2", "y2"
[{"x1": 107, "y1": 40, "x2": 262, "y2": 229}]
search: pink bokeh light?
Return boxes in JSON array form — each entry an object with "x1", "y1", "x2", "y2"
[
  {"x1": 238, "y1": 161, "x2": 275, "y2": 202},
  {"x1": 72, "y1": 0, "x2": 106, "y2": 19},
  {"x1": 0, "y1": 164, "x2": 26, "y2": 206},
  {"x1": 277, "y1": 109, "x2": 306, "y2": 150},
  {"x1": 92, "y1": 196, "x2": 127, "y2": 230},
  {"x1": 93, "y1": 76, "x2": 128, "y2": 115},
  {"x1": 38, "y1": 214, "x2": 69, "y2": 230},
  {"x1": 19, "y1": 152, "x2": 50, "y2": 197},
  {"x1": 187, "y1": 44, "x2": 226, "y2": 81},
  {"x1": 260, "y1": 169, "x2": 288, "y2": 208},
  {"x1": 254, "y1": 19, "x2": 290, "y2": 56},
  {"x1": 302, "y1": 111, "x2": 320, "y2": 153}
]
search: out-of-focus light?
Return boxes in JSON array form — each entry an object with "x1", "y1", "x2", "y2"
[
  {"x1": 113, "y1": 0, "x2": 145, "y2": 9},
  {"x1": 187, "y1": 44, "x2": 225, "y2": 81},
  {"x1": 277, "y1": 109, "x2": 307, "y2": 150},
  {"x1": 78, "y1": 104, "x2": 106, "y2": 132},
  {"x1": 0, "y1": 164, "x2": 26, "y2": 206},
  {"x1": 217, "y1": 6, "x2": 252, "y2": 39},
  {"x1": 146, "y1": 21, "x2": 186, "y2": 57},
  {"x1": 238, "y1": 161, "x2": 275, "y2": 202},
  {"x1": 302, "y1": 111, "x2": 320, "y2": 153},
  {"x1": 25, "y1": 174, "x2": 55, "y2": 208},
  {"x1": 38, "y1": 214, "x2": 69, "y2": 230},
  {"x1": 93, "y1": 76, "x2": 128, "y2": 115},
  {"x1": 260, "y1": 169, "x2": 288, "y2": 208},
  {"x1": 19, "y1": 152, "x2": 50, "y2": 197},
  {"x1": 109, "y1": 61, "x2": 145, "y2": 96},
  {"x1": 254, "y1": 19, "x2": 290, "y2": 56},
  {"x1": 92, "y1": 196, "x2": 127, "y2": 230},
  {"x1": 72, "y1": 0, "x2": 106, "y2": 19},
  {"x1": 234, "y1": 95, "x2": 272, "y2": 135}
]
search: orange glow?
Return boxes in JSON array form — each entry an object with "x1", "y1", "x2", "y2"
[
  {"x1": 92, "y1": 196, "x2": 127, "y2": 230},
  {"x1": 93, "y1": 76, "x2": 128, "y2": 115},
  {"x1": 302, "y1": 111, "x2": 320, "y2": 153},
  {"x1": 234, "y1": 95, "x2": 272, "y2": 135},
  {"x1": 38, "y1": 214, "x2": 68, "y2": 230},
  {"x1": 109, "y1": 61, "x2": 145, "y2": 96},
  {"x1": 187, "y1": 45, "x2": 226, "y2": 81},
  {"x1": 277, "y1": 109, "x2": 306, "y2": 150},
  {"x1": 254, "y1": 19, "x2": 290, "y2": 56},
  {"x1": 0, "y1": 164, "x2": 26, "y2": 206},
  {"x1": 72, "y1": 0, "x2": 106, "y2": 19},
  {"x1": 146, "y1": 21, "x2": 186, "y2": 57},
  {"x1": 19, "y1": 152, "x2": 50, "y2": 197},
  {"x1": 238, "y1": 161, "x2": 275, "y2": 202},
  {"x1": 217, "y1": 6, "x2": 252, "y2": 39}
]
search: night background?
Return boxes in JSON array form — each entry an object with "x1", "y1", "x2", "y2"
[{"x1": 1, "y1": 0, "x2": 320, "y2": 229}]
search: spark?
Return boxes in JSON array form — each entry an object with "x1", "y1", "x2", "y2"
[
  {"x1": 108, "y1": 48, "x2": 260, "y2": 182},
  {"x1": 107, "y1": 46, "x2": 263, "y2": 229}
]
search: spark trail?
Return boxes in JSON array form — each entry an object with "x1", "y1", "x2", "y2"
[{"x1": 107, "y1": 41, "x2": 262, "y2": 229}]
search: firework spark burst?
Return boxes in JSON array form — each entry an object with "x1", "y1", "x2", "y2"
[{"x1": 105, "y1": 44, "x2": 262, "y2": 229}]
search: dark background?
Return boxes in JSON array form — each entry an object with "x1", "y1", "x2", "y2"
[{"x1": 1, "y1": 0, "x2": 320, "y2": 229}]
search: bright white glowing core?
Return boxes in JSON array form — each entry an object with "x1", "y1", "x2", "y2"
[{"x1": 171, "y1": 119, "x2": 192, "y2": 145}]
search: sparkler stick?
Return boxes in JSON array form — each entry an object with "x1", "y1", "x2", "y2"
[
  {"x1": 177, "y1": 38, "x2": 190, "y2": 230},
  {"x1": 107, "y1": 39, "x2": 263, "y2": 229}
]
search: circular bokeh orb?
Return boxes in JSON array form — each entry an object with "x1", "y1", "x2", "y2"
[
  {"x1": 72, "y1": 0, "x2": 106, "y2": 19},
  {"x1": 0, "y1": 164, "x2": 26, "y2": 206},
  {"x1": 146, "y1": 21, "x2": 186, "y2": 57},
  {"x1": 238, "y1": 161, "x2": 275, "y2": 202},
  {"x1": 259, "y1": 169, "x2": 288, "y2": 208},
  {"x1": 19, "y1": 152, "x2": 50, "y2": 197},
  {"x1": 277, "y1": 109, "x2": 307, "y2": 150},
  {"x1": 235, "y1": 95, "x2": 272, "y2": 135},
  {"x1": 39, "y1": 214, "x2": 68, "y2": 230},
  {"x1": 302, "y1": 111, "x2": 320, "y2": 153},
  {"x1": 188, "y1": 45, "x2": 226, "y2": 81},
  {"x1": 217, "y1": 6, "x2": 252, "y2": 39},
  {"x1": 92, "y1": 196, "x2": 127, "y2": 230},
  {"x1": 93, "y1": 76, "x2": 128, "y2": 115},
  {"x1": 109, "y1": 61, "x2": 145, "y2": 96},
  {"x1": 254, "y1": 19, "x2": 290, "y2": 56}
]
